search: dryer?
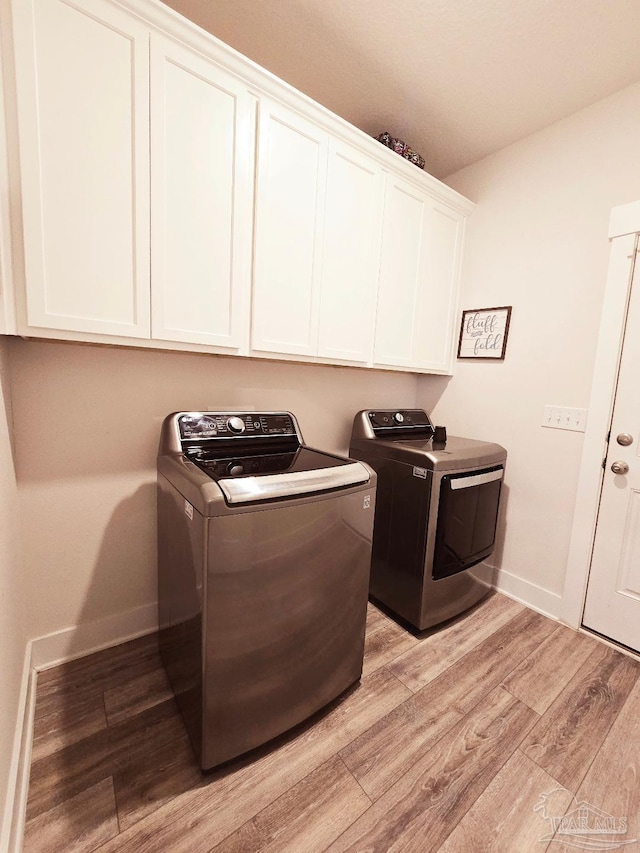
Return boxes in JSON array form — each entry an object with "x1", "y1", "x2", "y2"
[{"x1": 349, "y1": 409, "x2": 506, "y2": 631}]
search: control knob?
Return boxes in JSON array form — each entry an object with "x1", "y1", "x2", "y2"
[
  {"x1": 228, "y1": 463, "x2": 244, "y2": 476},
  {"x1": 393, "y1": 412, "x2": 404, "y2": 424},
  {"x1": 227, "y1": 416, "x2": 246, "y2": 434}
]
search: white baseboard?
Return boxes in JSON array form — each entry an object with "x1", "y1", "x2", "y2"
[
  {"x1": 1, "y1": 642, "x2": 36, "y2": 853},
  {"x1": 31, "y1": 602, "x2": 158, "y2": 672},
  {"x1": 489, "y1": 564, "x2": 562, "y2": 621}
]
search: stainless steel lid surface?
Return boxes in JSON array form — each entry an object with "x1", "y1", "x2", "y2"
[
  {"x1": 159, "y1": 411, "x2": 373, "y2": 509},
  {"x1": 349, "y1": 409, "x2": 507, "y2": 472}
]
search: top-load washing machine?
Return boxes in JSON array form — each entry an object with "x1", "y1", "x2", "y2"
[
  {"x1": 157, "y1": 410, "x2": 376, "y2": 769},
  {"x1": 349, "y1": 409, "x2": 506, "y2": 631}
]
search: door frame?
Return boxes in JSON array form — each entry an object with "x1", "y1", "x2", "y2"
[{"x1": 562, "y1": 200, "x2": 640, "y2": 628}]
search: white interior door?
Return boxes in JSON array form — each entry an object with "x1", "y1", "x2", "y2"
[{"x1": 583, "y1": 239, "x2": 640, "y2": 652}]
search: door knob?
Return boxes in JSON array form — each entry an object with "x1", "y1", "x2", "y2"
[
  {"x1": 611, "y1": 460, "x2": 629, "y2": 475},
  {"x1": 617, "y1": 433, "x2": 634, "y2": 446}
]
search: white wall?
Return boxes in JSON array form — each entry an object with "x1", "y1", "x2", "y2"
[
  {"x1": 9, "y1": 338, "x2": 417, "y2": 647},
  {"x1": 420, "y1": 80, "x2": 640, "y2": 614},
  {"x1": 0, "y1": 339, "x2": 25, "y2": 851}
]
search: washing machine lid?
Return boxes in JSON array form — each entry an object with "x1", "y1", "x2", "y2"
[
  {"x1": 217, "y1": 453, "x2": 370, "y2": 504},
  {"x1": 159, "y1": 411, "x2": 372, "y2": 507},
  {"x1": 192, "y1": 446, "x2": 370, "y2": 504}
]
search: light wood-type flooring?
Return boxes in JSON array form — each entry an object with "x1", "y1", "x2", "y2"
[{"x1": 24, "y1": 592, "x2": 640, "y2": 852}]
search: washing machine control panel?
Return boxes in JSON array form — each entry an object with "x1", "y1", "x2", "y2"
[
  {"x1": 178, "y1": 412, "x2": 297, "y2": 442},
  {"x1": 226, "y1": 416, "x2": 246, "y2": 434}
]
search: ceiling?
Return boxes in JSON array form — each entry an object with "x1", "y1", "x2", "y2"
[{"x1": 163, "y1": 0, "x2": 640, "y2": 178}]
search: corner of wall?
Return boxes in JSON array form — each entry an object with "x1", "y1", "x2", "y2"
[
  {"x1": 30, "y1": 601, "x2": 158, "y2": 671},
  {"x1": 489, "y1": 562, "x2": 562, "y2": 621},
  {"x1": 0, "y1": 642, "x2": 35, "y2": 853}
]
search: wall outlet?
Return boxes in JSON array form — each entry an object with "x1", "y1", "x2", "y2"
[{"x1": 542, "y1": 405, "x2": 588, "y2": 432}]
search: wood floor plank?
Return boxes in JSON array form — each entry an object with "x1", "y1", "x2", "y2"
[
  {"x1": 387, "y1": 592, "x2": 524, "y2": 693},
  {"x1": 23, "y1": 777, "x2": 118, "y2": 853},
  {"x1": 35, "y1": 633, "x2": 162, "y2": 720},
  {"x1": 103, "y1": 667, "x2": 174, "y2": 726},
  {"x1": 31, "y1": 692, "x2": 107, "y2": 764},
  {"x1": 365, "y1": 601, "x2": 386, "y2": 631},
  {"x1": 362, "y1": 618, "x2": 420, "y2": 677},
  {"x1": 340, "y1": 606, "x2": 551, "y2": 801},
  {"x1": 339, "y1": 679, "x2": 464, "y2": 802},
  {"x1": 91, "y1": 668, "x2": 411, "y2": 853},
  {"x1": 502, "y1": 624, "x2": 600, "y2": 714},
  {"x1": 549, "y1": 674, "x2": 640, "y2": 852},
  {"x1": 327, "y1": 686, "x2": 538, "y2": 853},
  {"x1": 431, "y1": 606, "x2": 557, "y2": 716},
  {"x1": 521, "y1": 644, "x2": 640, "y2": 791},
  {"x1": 210, "y1": 755, "x2": 371, "y2": 853},
  {"x1": 26, "y1": 698, "x2": 186, "y2": 821},
  {"x1": 114, "y1": 730, "x2": 204, "y2": 831},
  {"x1": 26, "y1": 604, "x2": 640, "y2": 853},
  {"x1": 438, "y1": 750, "x2": 572, "y2": 852},
  {"x1": 35, "y1": 632, "x2": 160, "y2": 690}
]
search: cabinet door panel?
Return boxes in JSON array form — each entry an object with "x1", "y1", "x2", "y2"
[
  {"x1": 374, "y1": 177, "x2": 427, "y2": 366},
  {"x1": 0, "y1": 37, "x2": 15, "y2": 334},
  {"x1": 150, "y1": 36, "x2": 253, "y2": 348},
  {"x1": 413, "y1": 201, "x2": 464, "y2": 371},
  {"x1": 14, "y1": 0, "x2": 150, "y2": 336},
  {"x1": 374, "y1": 176, "x2": 463, "y2": 372},
  {"x1": 317, "y1": 141, "x2": 383, "y2": 363},
  {"x1": 252, "y1": 100, "x2": 327, "y2": 356}
]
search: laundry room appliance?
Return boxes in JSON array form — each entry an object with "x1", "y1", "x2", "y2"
[
  {"x1": 349, "y1": 409, "x2": 506, "y2": 631},
  {"x1": 157, "y1": 411, "x2": 376, "y2": 770}
]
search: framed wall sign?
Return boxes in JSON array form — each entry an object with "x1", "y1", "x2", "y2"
[{"x1": 457, "y1": 306, "x2": 512, "y2": 360}]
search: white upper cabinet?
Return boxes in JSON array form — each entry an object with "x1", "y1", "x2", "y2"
[
  {"x1": 150, "y1": 34, "x2": 254, "y2": 350},
  {"x1": 317, "y1": 140, "x2": 384, "y2": 364},
  {"x1": 374, "y1": 174, "x2": 465, "y2": 371},
  {"x1": 0, "y1": 17, "x2": 15, "y2": 336},
  {"x1": 12, "y1": 0, "x2": 151, "y2": 337},
  {"x1": 6, "y1": 0, "x2": 473, "y2": 373},
  {"x1": 251, "y1": 98, "x2": 328, "y2": 356},
  {"x1": 412, "y1": 199, "x2": 465, "y2": 371},
  {"x1": 253, "y1": 122, "x2": 385, "y2": 365}
]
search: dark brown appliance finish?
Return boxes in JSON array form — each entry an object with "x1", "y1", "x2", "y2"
[
  {"x1": 349, "y1": 409, "x2": 506, "y2": 631},
  {"x1": 157, "y1": 411, "x2": 376, "y2": 769}
]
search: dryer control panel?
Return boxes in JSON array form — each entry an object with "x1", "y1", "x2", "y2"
[{"x1": 368, "y1": 409, "x2": 433, "y2": 435}]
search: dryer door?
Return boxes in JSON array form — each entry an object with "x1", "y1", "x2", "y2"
[{"x1": 432, "y1": 466, "x2": 503, "y2": 579}]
